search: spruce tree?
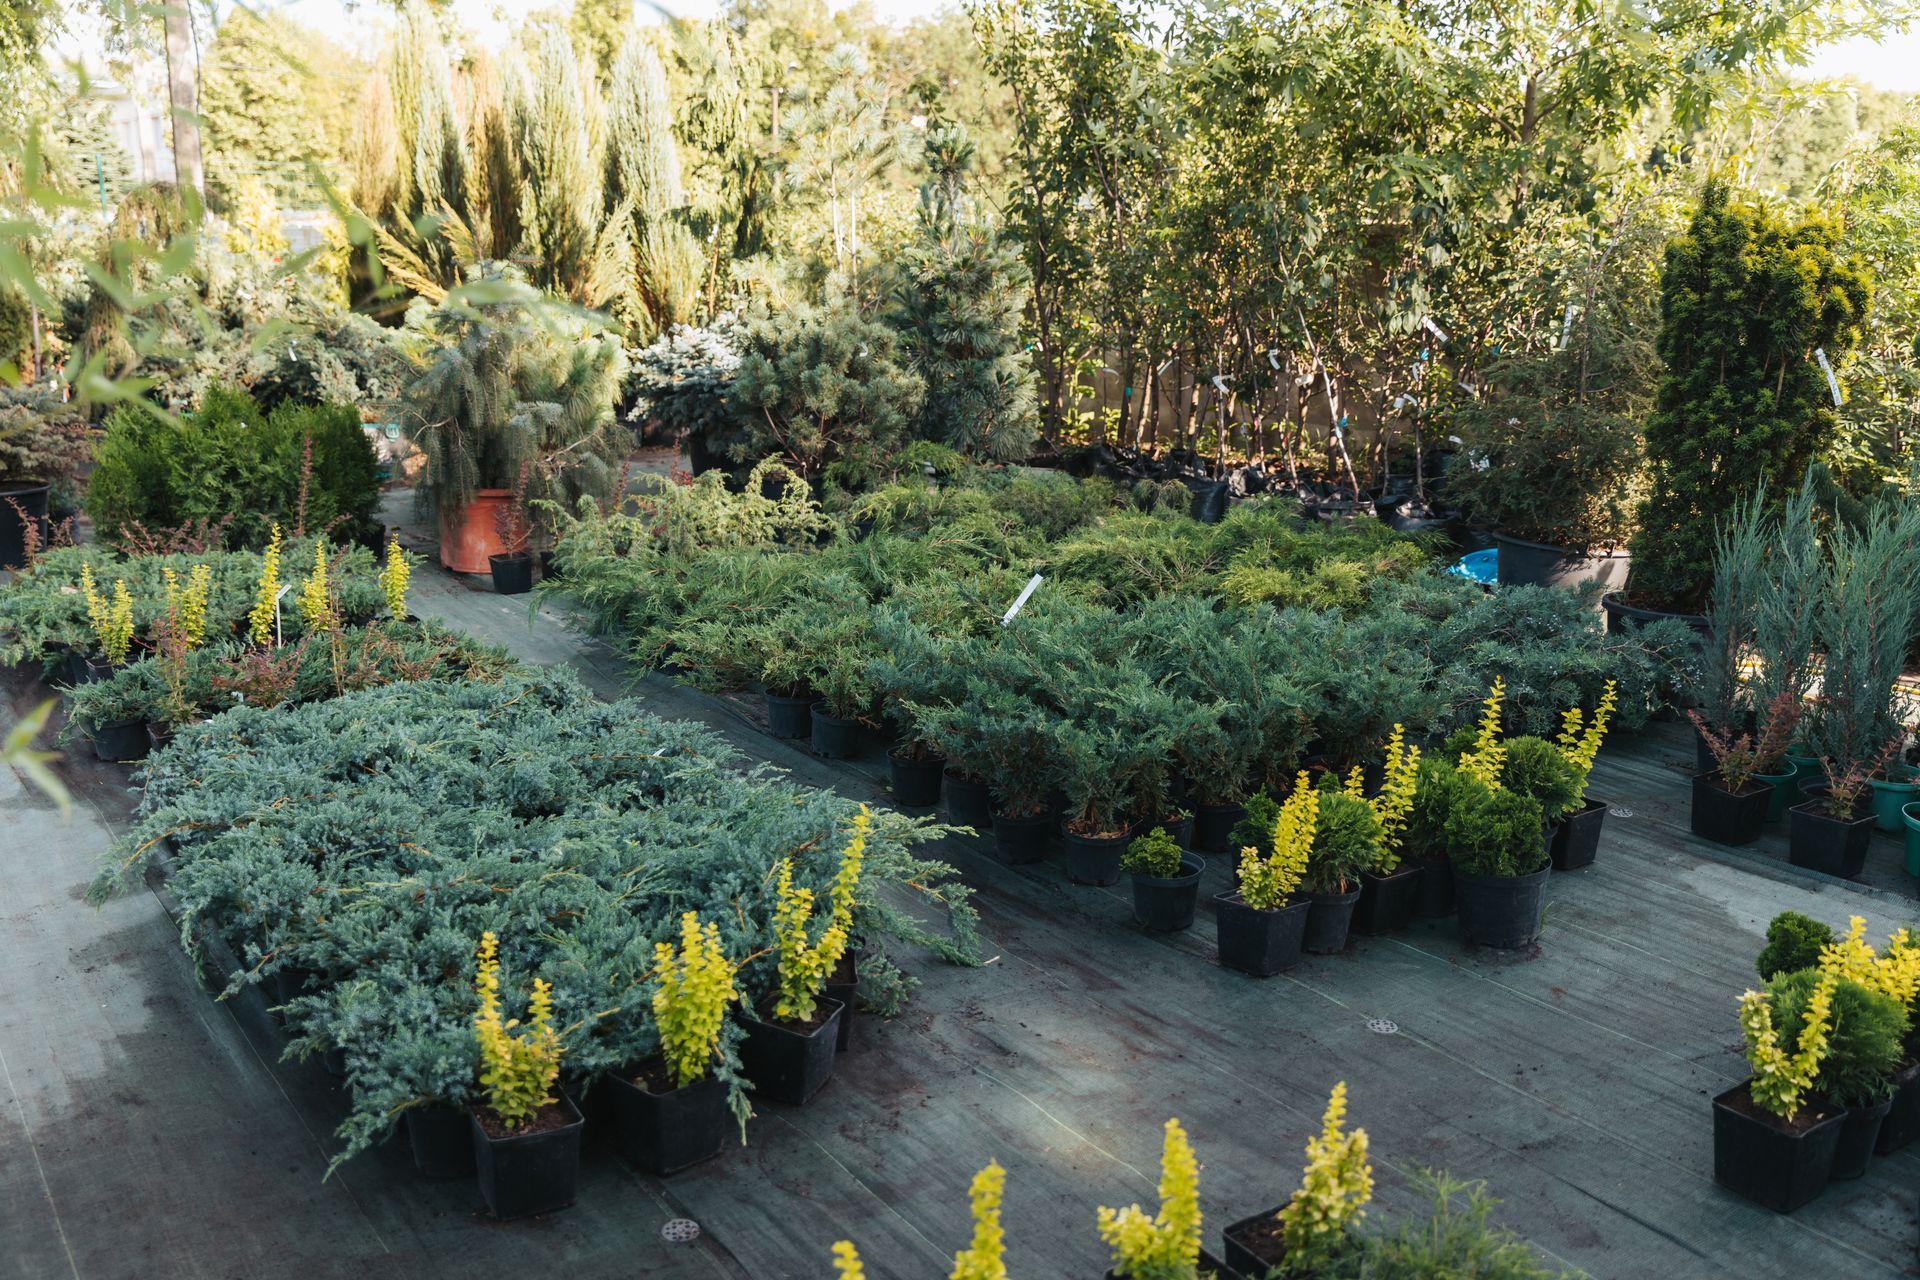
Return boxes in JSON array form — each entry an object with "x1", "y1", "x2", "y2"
[
  {"x1": 890, "y1": 121, "x2": 1038, "y2": 462},
  {"x1": 1626, "y1": 182, "x2": 1871, "y2": 613},
  {"x1": 604, "y1": 36, "x2": 701, "y2": 339}
]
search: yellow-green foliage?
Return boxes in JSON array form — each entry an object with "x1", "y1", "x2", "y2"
[
  {"x1": 1370, "y1": 725, "x2": 1420, "y2": 871},
  {"x1": 833, "y1": 1241, "x2": 866, "y2": 1278},
  {"x1": 81, "y1": 564, "x2": 135, "y2": 664},
  {"x1": 381, "y1": 538, "x2": 411, "y2": 619},
  {"x1": 1555, "y1": 679, "x2": 1617, "y2": 790},
  {"x1": 1820, "y1": 917, "x2": 1920, "y2": 1009},
  {"x1": 249, "y1": 522, "x2": 283, "y2": 646},
  {"x1": 1277, "y1": 1082, "x2": 1373, "y2": 1260},
  {"x1": 951, "y1": 1161, "x2": 1009, "y2": 1280},
  {"x1": 1097, "y1": 1117, "x2": 1203, "y2": 1280},
  {"x1": 472, "y1": 930, "x2": 562, "y2": 1130},
  {"x1": 162, "y1": 564, "x2": 213, "y2": 650},
  {"x1": 772, "y1": 805, "x2": 870, "y2": 1022},
  {"x1": 1739, "y1": 973, "x2": 1835, "y2": 1120},
  {"x1": 297, "y1": 539, "x2": 335, "y2": 634},
  {"x1": 652, "y1": 911, "x2": 737, "y2": 1087},
  {"x1": 1238, "y1": 774, "x2": 1315, "y2": 909},
  {"x1": 1458, "y1": 677, "x2": 1507, "y2": 789}
]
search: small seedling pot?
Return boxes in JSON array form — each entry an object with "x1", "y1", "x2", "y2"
[
  {"x1": 1303, "y1": 885, "x2": 1361, "y2": 953},
  {"x1": 1214, "y1": 893, "x2": 1309, "y2": 977},
  {"x1": 604, "y1": 1068, "x2": 728, "y2": 1176},
  {"x1": 1192, "y1": 801, "x2": 1248, "y2": 853},
  {"x1": 488, "y1": 552, "x2": 534, "y2": 595},
  {"x1": 408, "y1": 1104, "x2": 477, "y2": 1179},
  {"x1": 1712, "y1": 1082, "x2": 1843, "y2": 1214},
  {"x1": 1690, "y1": 773, "x2": 1769, "y2": 847},
  {"x1": 887, "y1": 750, "x2": 945, "y2": 807},
  {"x1": 739, "y1": 997, "x2": 845, "y2": 1105},
  {"x1": 764, "y1": 689, "x2": 814, "y2": 739},
  {"x1": 1455, "y1": 866, "x2": 1549, "y2": 949},
  {"x1": 1060, "y1": 830, "x2": 1128, "y2": 886},
  {"x1": 944, "y1": 770, "x2": 992, "y2": 829},
  {"x1": 91, "y1": 717, "x2": 149, "y2": 763},
  {"x1": 470, "y1": 1092, "x2": 585, "y2": 1220},
  {"x1": 809, "y1": 702, "x2": 863, "y2": 759},
  {"x1": 991, "y1": 810, "x2": 1054, "y2": 865},
  {"x1": 1550, "y1": 798, "x2": 1607, "y2": 869},
  {"x1": 1130, "y1": 854, "x2": 1205, "y2": 932},
  {"x1": 1349, "y1": 865, "x2": 1423, "y2": 936}
]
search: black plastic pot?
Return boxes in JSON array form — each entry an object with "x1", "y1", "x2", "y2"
[
  {"x1": 1061, "y1": 830, "x2": 1128, "y2": 886},
  {"x1": 1160, "y1": 813, "x2": 1195, "y2": 850},
  {"x1": 1712, "y1": 1083, "x2": 1843, "y2": 1213},
  {"x1": 764, "y1": 689, "x2": 814, "y2": 739},
  {"x1": 739, "y1": 998, "x2": 844, "y2": 1105},
  {"x1": 888, "y1": 750, "x2": 945, "y2": 808},
  {"x1": 1600, "y1": 592, "x2": 1711, "y2": 640},
  {"x1": 64, "y1": 652, "x2": 111, "y2": 686},
  {"x1": 0, "y1": 480, "x2": 49, "y2": 571},
  {"x1": 489, "y1": 552, "x2": 534, "y2": 595},
  {"x1": 1214, "y1": 893, "x2": 1309, "y2": 976},
  {"x1": 91, "y1": 717, "x2": 149, "y2": 763},
  {"x1": 1788, "y1": 798, "x2": 1873, "y2": 879},
  {"x1": 407, "y1": 1104, "x2": 477, "y2": 1179},
  {"x1": 1455, "y1": 866, "x2": 1550, "y2": 949},
  {"x1": 1349, "y1": 866, "x2": 1423, "y2": 936},
  {"x1": 1106, "y1": 1249, "x2": 1238, "y2": 1280},
  {"x1": 605, "y1": 1070, "x2": 728, "y2": 1175},
  {"x1": 1493, "y1": 532, "x2": 1630, "y2": 596},
  {"x1": 823, "y1": 947, "x2": 865, "y2": 1053},
  {"x1": 1193, "y1": 801, "x2": 1247, "y2": 853},
  {"x1": 1222, "y1": 1205, "x2": 1290, "y2": 1277},
  {"x1": 1551, "y1": 799, "x2": 1606, "y2": 870},
  {"x1": 1130, "y1": 855, "x2": 1205, "y2": 932},
  {"x1": 809, "y1": 702, "x2": 863, "y2": 759},
  {"x1": 1411, "y1": 859, "x2": 1455, "y2": 918},
  {"x1": 1691, "y1": 773, "x2": 1769, "y2": 847},
  {"x1": 1303, "y1": 885, "x2": 1361, "y2": 953},
  {"x1": 470, "y1": 1093, "x2": 585, "y2": 1220},
  {"x1": 945, "y1": 770, "x2": 992, "y2": 829},
  {"x1": 991, "y1": 811, "x2": 1054, "y2": 865},
  {"x1": 1829, "y1": 1096, "x2": 1891, "y2": 1181},
  {"x1": 1876, "y1": 1061, "x2": 1920, "y2": 1155},
  {"x1": 144, "y1": 722, "x2": 175, "y2": 754}
]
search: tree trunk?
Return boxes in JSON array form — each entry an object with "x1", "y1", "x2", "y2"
[{"x1": 162, "y1": 2, "x2": 204, "y2": 203}]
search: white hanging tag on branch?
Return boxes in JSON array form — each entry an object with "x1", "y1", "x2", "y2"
[
  {"x1": 1001, "y1": 574, "x2": 1043, "y2": 626},
  {"x1": 273, "y1": 582, "x2": 293, "y2": 647},
  {"x1": 1557, "y1": 302, "x2": 1578, "y2": 350},
  {"x1": 1210, "y1": 375, "x2": 1230, "y2": 397},
  {"x1": 1814, "y1": 348, "x2": 1842, "y2": 406},
  {"x1": 1267, "y1": 349, "x2": 1281, "y2": 370},
  {"x1": 1420, "y1": 316, "x2": 1448, "y2": 344}
]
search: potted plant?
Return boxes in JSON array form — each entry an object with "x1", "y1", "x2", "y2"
[
  {"x1": 1688, "y1": 692, "x2": 1800, "y2": 848},
  {"x1": 0, "y1": 388, "x2": 92, "y2": 571},
  {"x1": 806, "y1": 617, "x2": 880, "y2": 760},
  {"x1": 738, "y1": 814, "x2": 865, "y2": 1104},
  {"x1": 1056, "y1": 705, "x2": 1180, "y2": 886},
  {"x1": 1548, "y1": 680, "x2": 1617, "y2": 868},
  {"x1": 1791, "y1": 736, "x2": 1900, "y2": 880},
  {"x1": 949, "y1": 1160, "x2": 1010, "y2": 1279},
  {"x1": 752, "y1": 605, "x2": 824, "y2": 739},
  {"x1": 950, "y1": 689, "x2": 1059, "y2": 865},
  {"x1": 1750, "y1": 482, "x2": 1823, "y2": 818},
  {"x1": 76, "y1": 565, "x2": 145, "y2": 759},
  {"x1": 489, "y1": 462, "x2": 536, "y2": 595},
  {"x1": 1215, "y1": 780, "x2": 1313, "y2": 976},
  {"x1": 1439, "y1": 692, "x2": 1552, "y2": 948},
  {"x1": 1124, "y1": 827, "x2": 1205, "y2": 933},
  {"x1": 1301, "y1": 776, "x2": 1386, "y2": 954},
  {"x1": 606, "y1": 910, "x2": 739, "y2": 1176},
  {"x1": 1223, "y1": 1082, "x2": 1370, "y2": 1276},
  {"x1": 1716, "y1": 971, "x2": 1843, "y2": 1212},
  {"x1": 1795, "y1": 920, "x2": 1913, "y2": 1178},
  {"x1": 1097, "y1": 1118, "x2": 1236, "y2": 1279},
  {"x1": 467, "y1": 931, "x2": 581, "y2": 1220},
  {"x1": 1348, "y1": 727, "x2": 1422, "y2": 937}
]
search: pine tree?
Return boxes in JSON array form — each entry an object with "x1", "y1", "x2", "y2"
[
  {"x1": 604, "y1": 36, "x2": 701, "y2": 339},
  {"x1": 889, "y1": 121, "x2": 1038, "y2": 462}
]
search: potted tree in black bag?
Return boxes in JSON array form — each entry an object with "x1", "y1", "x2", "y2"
[
  {"x1": 1123, "y1": 827, "x2": 1204, "y2": 933},
  {"x1": 606, "y1": 910, "x2": 739, "y2": 1175},
  {"x1": 1215, "y1": 780, "x2": 1315, "y2": 976},
  {"x1": 467, "y1": 931, "x2": 582, "y2": 1220}
]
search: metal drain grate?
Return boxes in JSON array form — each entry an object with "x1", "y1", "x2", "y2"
[
  {"x1": 662, "y1": 1218, "x2": 702, "y2": 1244},
  {"x1": 1366, "y1": 1018, "x2": 1399, "y2": 1035},
  {"x1": 1609, "y1": 806, "x2": 1634, "y2": 818}
]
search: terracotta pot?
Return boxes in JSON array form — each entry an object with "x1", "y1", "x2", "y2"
[{"x1": 439, "y1": 488, "x2": 511, "y2": 574}]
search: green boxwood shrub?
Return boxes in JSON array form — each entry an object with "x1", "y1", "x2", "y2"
[{"x1": 1756, "y1": 911, "x2": 1835, "y2": 981}]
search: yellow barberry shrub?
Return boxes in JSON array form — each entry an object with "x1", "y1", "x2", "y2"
[
  {"x1": 381, "y1": 538, "x2": 411, "y2": 620},
  {"x1": 951, "y1": 1161, "x2": 1009, "y2": 1280},
  {"x1": 1277, "y1": 1082, "x2": 1372, "y2": 1262},
  {"x1": 1370, "y1": 725, "x2": 1421, "y2": 870},
  {"x1": 1097, "y1": 1117, "x2": 1203, "y2": 1279},
  {"x1": 832, "y1": 1241, "x2": 866, "y2": 1279},
  {"x1": 771, "y1": 806, "x2": 869, "y2": 1022},
  {"x1": 1555, "y1": 679, "x2": 1617, "y2": 789},
  {"x1": 249, "y1": 522, "x2": 282, "y2": 647},
  {"x1": 1238, "y1": 774, "x2": 1315, "y2": 910},
  {"x1": 1739, "y1": 974, "x2": 1835, "y2": 1120},
  {"x1": 472, "y1": 930, "x2": 562, "y2": 1129},
  {"x1": 298, "y1": 538, "x2": 335, "y2": 634},
  {"x1": 652, "y1": 911, "x2": 738, "y2": 1087},
  {"x1": 1458, "y1": 678, "x2": 1507, "y2": 789}
]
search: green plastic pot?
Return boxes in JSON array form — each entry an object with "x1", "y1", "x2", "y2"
[
  {"x1": 1756, "y1": 767, "x2": 1799, "y2": 823},
  {"x1": 1784, "y1": 749, "x2": 1822, "y2": 788},
  {"x1": 1903, "y1": 801, "x2": 1920, "y2": 878},
  {"x1": 1869, "y1": 763, "x2": 1918, "y2": 832}
]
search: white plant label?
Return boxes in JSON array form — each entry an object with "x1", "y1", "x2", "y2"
[
  {"x1": 1814, "y1": 348, "x2": 1842, "y2": 406},
  {"x1": 1557, "y1": 302, "x2": 1578, "y2": 350},
  {"x1": 1421, "y1": 316, "x2": 1448, "y2": 343},
  {"x1": 273, "y1": 582, "x2": 292, "y2": 647},
  {"x1": 1210, "y1": 375, "x2": 1230, "y2": 397},
  {"x1": 1267, "y1": 349, "x2": 1281, "y2": 370},
  {"x1": 1001, "y1": 574, "x2": 1043, "y2": 626}
]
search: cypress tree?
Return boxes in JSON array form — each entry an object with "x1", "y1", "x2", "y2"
[
  {"x1": 1626, "y1": 182, "x2": 1871, "y2": 613},
  {"x1": 604, "y1": 36, "x2": 700, "y2": 338},
  {"x1": 513, "y1": 26, "x2": 618, "y2": 306}
]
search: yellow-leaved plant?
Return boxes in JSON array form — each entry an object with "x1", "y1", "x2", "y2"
[
  {"x1": 1369, "y1": 725, "x2": 1420, "y2": 871},
  {"x1": 1457, "y1": 678, "x2": 1507, "y2": 789},
  {"x1": 162, "y1": 564, "x2": 213, "y2": 650},
  {"x1": 1276, "y1": 1082, "x2": 1372, "y2": 1262},
  {"x1": 1739, "y1": 973, "x2": 1836, "y2": 1120},
  {"x1": 832, "y1": 1240, "x2": 865, "y2": 1279},
  {"x1": 1097, "y1": 1117, "x2": 1203, "y2": 1279},
  {"x1": 381, "y1": 538, "x2": 410, "y2": 620},
  {"x1": 771, "y1": 805, "x2": 870, "y2": 1022},
  {"x1": 1819, "y1": 917, "x2": 1920, "y2": 1009},
  {"x1": 82, "y1": 565, "x2": 135, "y2": 665},
  {"x1": 249, "y1": 522, "x2": 282, "y2": 647},
  {"x1": 298, "y1": 538, "x2": 336, "y2": 634},
  {"x1": 1555, "y1": 679, "x2": 1617, "y2": 793},
  {"x1": 652, "y1": 911, "x2": 738, "y2": 1087},
  {"x1": 472, "y1": 930, "x2": 562, "y2": 1130},
  {"x1": 1238, "y1": 774, "x2": 1316, "y2": 910},
  {"x1": 950, "y1": 1160, "x2": 1009, "y2": 1280}
]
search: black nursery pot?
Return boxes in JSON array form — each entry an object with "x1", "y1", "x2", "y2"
[
  {"x1": 1788, "y1": 796, "x2": 1873, "y2": 880},
  {"x1": 1130, "y1": 854, "x2": 1205, "y2": 932},
  {"x1": 1214, "y1": 893, "x2": 1309, "y2": 977},
  {"x1": 823, "y1": 946, "x2": 866, "y2": 1053},
  {"x1": 1061, "y1": 830, "x2": 1128, "y2": 886},
  {"x1": 945, "y1": 770, "x2": 992, "y2": 829},
  {"x1": 1829, "y1": 1096, "x2": 1892, "y2": 1181},
  {"x1": 739, "y1": 998, "x2": 844, "y2": 1105},
  {"x1": 144, "y1": 722, "x2": 175, "y2": 755},
  {"x1": 0, "y1": 479, "x2": 50, "y2": 571},
  {"x1": 1876, "y1": 1061, "x2": 1920, "y2": 1155},
  {"x1": 1349, "y1": 865, "x2": 1424, "y2": 937},
  {"x1": 605, "y1": 1070, "x2": 728, "y2": 1176},
  {"x1": 809, "y1": 702, "x2": 863, "y2": 759},
  {"x1": 1222, "y1": 1205, "x2": 1290, "y2": 1277},
  {"x1": 470, "y1": 1093, "x2": 585, "y2": 1220},
  {"x1": 1303, "y1": 885, "x2": 1361, "y2": 953},
  {"x1": 888, "y1": 750, "x2": 945, "y2": 808},
  {"x1": 1106, "y1": 1248, "x2": 1238, "y2": 1280},
  {"x1": 1691, "y1": 774, "x2": 1769, "y2": 848},
  {"x1": 764, "y1": 689, "x2": 815, "y2": 739},
  {"x1": 1551, "y1": 799, "x2": 1607, "y2": 870},
  {"x1": 488, "y1": 552, "x2": 534, "y2": 595},
  {"x1": 1712, "y1": 1083, "x2": 1843, "y2": 1214},
  {"x1": 1192, "y1": 801, "x2": 1248, "y2": 853},
  {"x1": 991, "y1": 811, "x2": 1055, "y2": 865},
  {"x1": 91, "y1": 717, "x2": 149, "y2": 763},
  {"x1": 1454, "y1": 866, "x2": 1550, "y2": 949},
  {"x1": 408, "y1": 1104, "x2": 478, "y2": 1179},
  {"x1": 1412, "y1": 859, "x2": 1455, "y2": 918}
]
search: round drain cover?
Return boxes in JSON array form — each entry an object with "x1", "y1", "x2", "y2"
[
  {"x1": 1609, "y1": 806, "x2": 1634, "y2": 818},
  {"x1": 1366, "y1": 1018, "x2": 1398, "y2": 1035},
  {"x1": 662, "y1": 1218, "x2": 701, "y2": 1243}
]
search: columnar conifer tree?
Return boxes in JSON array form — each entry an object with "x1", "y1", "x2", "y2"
[
  {"x1": 513, "y1": 26, "x2": 625, "y2": 308},
  {"x1": 605, "y1": 36, "x2": 702, "y2": 339}
]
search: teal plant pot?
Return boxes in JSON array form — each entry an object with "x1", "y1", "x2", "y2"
[
  {"x1": 1784, "y1": 749, "x2": 1822, "y2": 788},
  {"x1": 1903, "y1": 802, "x2": 1920, "y2": 878},
  {"x1": 1869, "y1": 765, "x2": 1917, "y2": 833},
  {"x1": 1756, "y1": 767, "x2": 1799, "y2": 823}
]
